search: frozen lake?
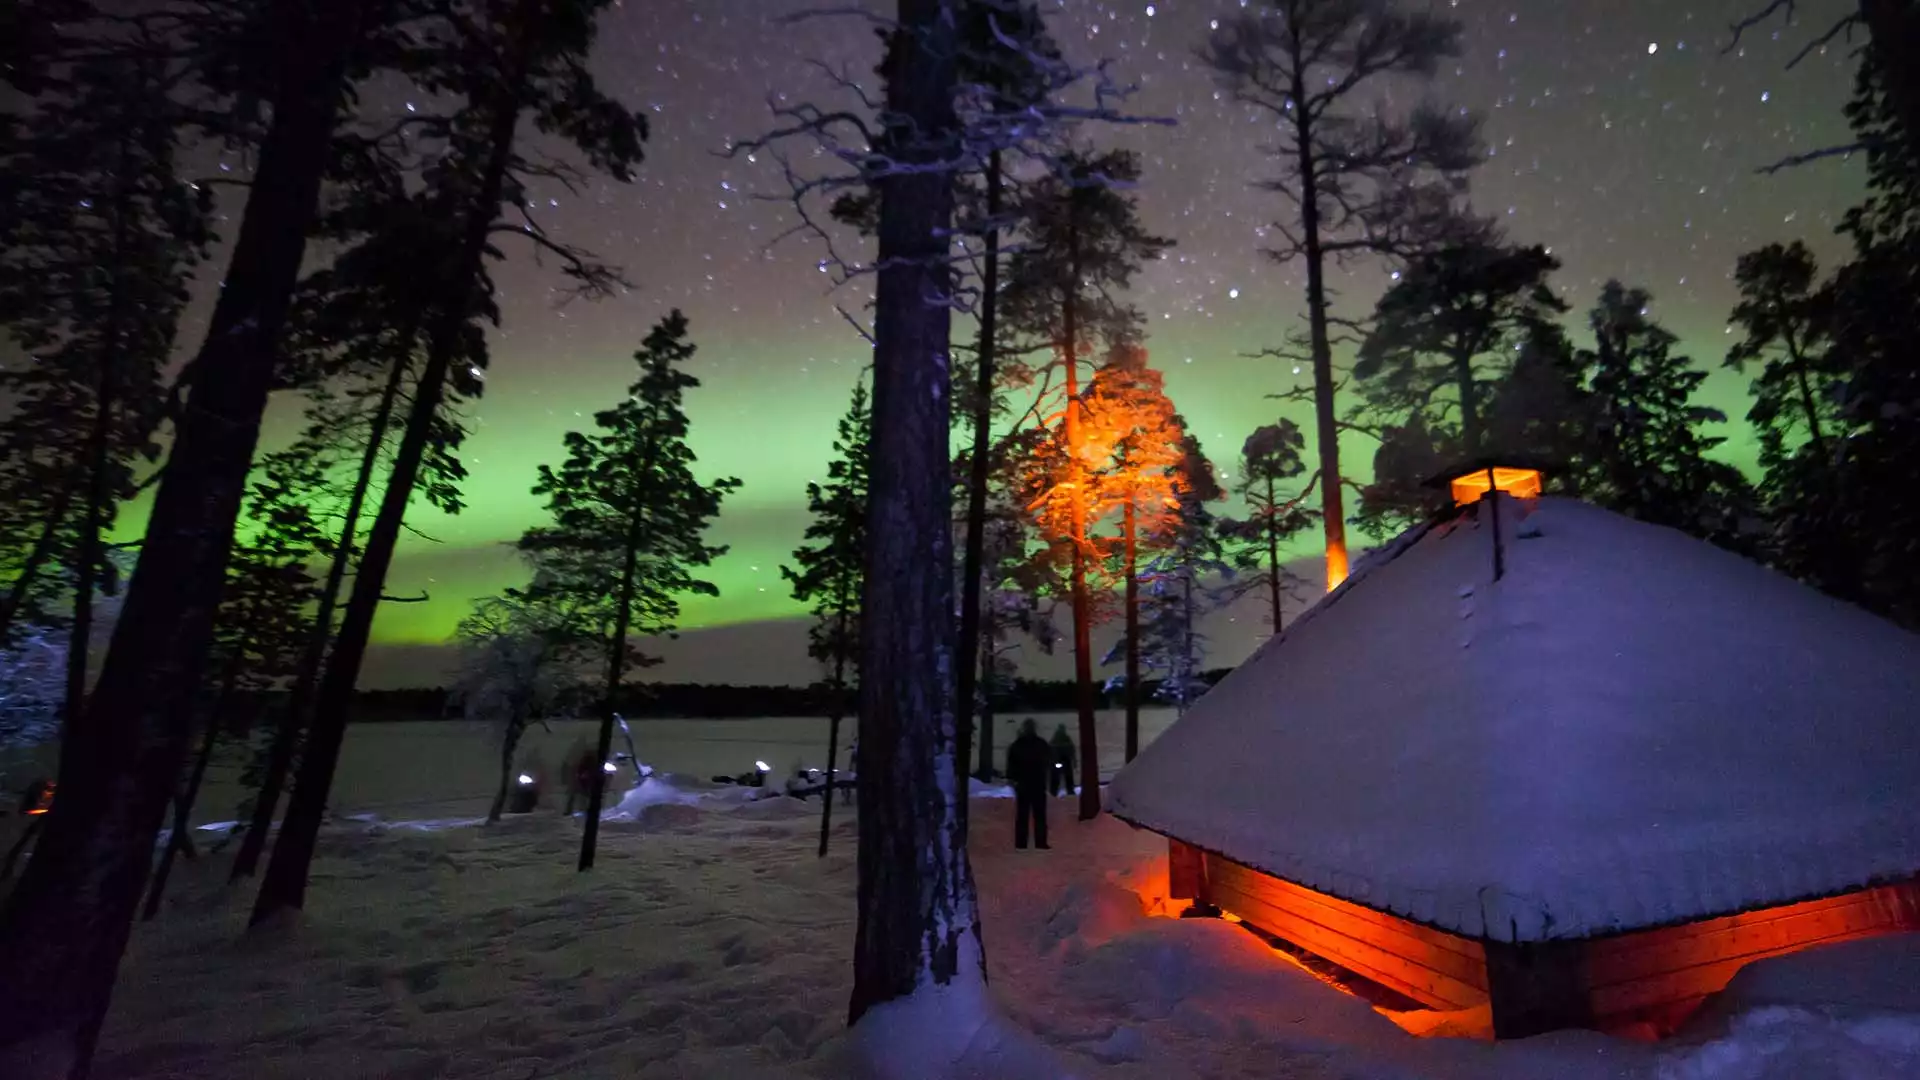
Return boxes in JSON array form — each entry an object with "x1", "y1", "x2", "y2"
[{"x1": 157, "y1": 706, "x2": 1180, "y2": 827}]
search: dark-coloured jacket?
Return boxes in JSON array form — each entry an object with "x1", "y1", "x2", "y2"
[{"x1": 1006, "y1": 733, "x2": 1053, "y2": 792}]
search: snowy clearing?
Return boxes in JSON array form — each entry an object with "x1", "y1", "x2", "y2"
[{"x1": 91, "y1": 785, "x2": 1920, "y2": 1080}]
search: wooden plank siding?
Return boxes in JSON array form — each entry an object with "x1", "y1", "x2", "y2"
[
  {"x1": 1584, "y1": 880, "x2": 1920, "y2": 1022},
  {"x1": 1163, "y1": 835, "x2": 1920, "y2": 1039},
  {"x1": 1198, "y1": 852, "x2": 1490, "y2": 1011}
]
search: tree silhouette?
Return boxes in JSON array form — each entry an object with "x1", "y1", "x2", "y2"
[
  {"x1": 1580, "y1": 282, "x2": 1756, "y2": 547},
  {"x1": 519, "y1": 310, "x2": 739, "y2": 871},
  {"x1": 1354, "y1": 242, "x2": 1564, "y2": 457},
  {"x1": 449, "y1": 588, "x2": 586, "y2": 825},
  {"x1": 255, "y1": 0, "x2": 647, "y2": 923},
  {"x1": 1203, "y1": 0, "x2": 1482, "y2": 591},
  {"x1": 783, "y1": 380, "x2": 870, "y2": 857},
  {"x1": 1226, "y1": 421, "x2": 1316, "y2": 632}
]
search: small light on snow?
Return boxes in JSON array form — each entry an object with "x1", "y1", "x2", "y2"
[
  {"x1": 1145, "y1": 3, "x2": 1155, "y2": 15},
  {"x1": 754, "y1": 761, "x2": 771, "y2": 772},
  {"x1": 517, "y1": 774, "x2": 534, "y2": 785},
  {"x1": 603, "y1": 762, "x2": 617, "y2": 774}
]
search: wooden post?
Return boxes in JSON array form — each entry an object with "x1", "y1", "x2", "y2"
[
  {"x1": 1484, "y1": 938, "x2": 1593, "y2": 1038},
  {"x1": 1486, "y1": 467, "x2": 1505, "y2": 582}
]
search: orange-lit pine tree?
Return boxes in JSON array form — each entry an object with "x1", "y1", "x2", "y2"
[
  {"x1": 1001, "y1": 148, "x2": 1171, "y2": 819},
  {"x1": 1085, "y1": 344, "x2": 1185, "y2": 763}
]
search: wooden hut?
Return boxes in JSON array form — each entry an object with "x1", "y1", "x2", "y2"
[{"x1": 1107, "y1": 470, "x2": 1920, "y2": 1038}]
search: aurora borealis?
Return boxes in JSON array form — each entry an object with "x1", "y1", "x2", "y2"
[{"x1": 214, "y1": 0, "x2": 1866, "y2": 685}]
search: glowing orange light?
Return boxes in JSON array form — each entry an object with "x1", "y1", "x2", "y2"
[
  {"x1": 1324, "y1": 541, "x2": 1349, "y2": 592},
  {"x1": 24, "y1": 781, "x2": 55, "y2": 815},
  {"x1": 1448, "y1": 466, "x2": 1542, "y2": 507}
]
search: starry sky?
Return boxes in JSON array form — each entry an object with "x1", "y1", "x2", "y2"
[{"x1": 213, "y1": 0, "x2": 1866, "y2": 686}]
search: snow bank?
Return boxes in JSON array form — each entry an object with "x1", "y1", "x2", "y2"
[
  {"x1": 1110, "y1": 496, "x2": 1920, "y2": 941},
  {"x1": 844, "y1": 949, "x2": 1083, "y2": 1080}
]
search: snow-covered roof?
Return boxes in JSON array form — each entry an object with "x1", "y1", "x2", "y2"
[{"x1": 1108, "y1": 496, "x2": 1920, "y2": 944}]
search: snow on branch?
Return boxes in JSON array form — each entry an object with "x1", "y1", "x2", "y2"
[{"x1": 729, "y1": 0, "x2": 1173, "y2": 318}]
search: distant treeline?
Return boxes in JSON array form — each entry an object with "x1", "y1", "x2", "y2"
[{"x1": 342, "y1": 671, "x2": 1236, "y2": 723}]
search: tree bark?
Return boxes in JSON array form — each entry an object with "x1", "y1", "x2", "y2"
[
  {"x1": 140, "y1": 704, "x2": 224, "y2": 922},
  {"x1": 847, "y1": 0, "x2": 975, "y2": 1027},
  {"x1": 580, "y1": 457, "x2": 649, "y2": 872},
  {"x1": 0, "y1": 1, "x2": 371, "y2": 1071},
  {"x1": 253, "y1": 32, "x2": 530, "y2": 921},
  {"x1": 954, "y1": 148, "x2": 1002, "y2": 794},
  {"x1": 1062, "y1": 229, "x2": 1101, "y2": 821},
  {"x1": 1264, "y1": 475, "x2": 1283, "y2": 632},
  {"x1": 974, "y1": 633, "x2": 996, "y2": 780},
  {"x1": 817, "y1": 623, "x2": 847, "y2": 858},
  {"x1": 230, "y1": 343, "x2": 409, "y2": 881},
  {"x1": 486, "y1": 711, "x2": 525, "y2": 825},
  {"x1": 1122, "y1": 500, "x2": 1140, "y2": 763},
  {"x1": 1289, "y1": 38, "x2": 1348, "y2": 592}
]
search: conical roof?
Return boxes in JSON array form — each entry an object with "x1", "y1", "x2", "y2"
[{"x1": 1107, "y1": 496, "x2": 1920, "y2": 943}]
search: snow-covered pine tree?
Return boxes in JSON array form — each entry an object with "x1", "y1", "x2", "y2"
[
  {"x1": 783, "y1": 380, "x2": 870, "y2": 856},
  {"x1": 518, "y1": 310, "x2": 739, "y2": 871},
  {"x1": 448, "y1": 585, "x2": 586, "y2": 825}
]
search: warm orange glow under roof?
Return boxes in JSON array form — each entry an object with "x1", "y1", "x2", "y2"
[{"x1": 1449, "y1": 467, "x2": 1543, "y2": 507}]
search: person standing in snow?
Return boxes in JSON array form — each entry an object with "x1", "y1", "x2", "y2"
[
  {"x1": 1006, "y1": 719, "x2": 1052, "y2": 850},
  {"x1": 1048, "y1": 723, "x2": 1076, "y2": 797}
]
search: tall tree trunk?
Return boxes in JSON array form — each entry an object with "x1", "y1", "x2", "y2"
[
  {"x1": 61, "y1": 129, "x2": 135, "y2": 754},
  {"x1": 0, "y1": 2, "x2": 372, "y2": 1071},
  {"x1": 1264, "y1": 475, "x2": 1283, "y2": 632},
  {"x1": 140, "y1": 696, "x2": 227, "y2": 922},
  {"x1": 1122, "y1": 500, "x2": 1140, "y2": 763},
  {"x1": 580, "y1": 476, "x2": 648, "y2": 872},
  {"x1": 1062, "y1": 234, "x2": 1100, "y2": 821},
  {"x1": 817, "y1": 616, "x2": 847, "y2": 859},
  {"x1": 230, "y1": 341, "x2": 409, "y2": 881},
  {"x1": 486, "y1": 711, "x2": 526, "y2": 825},
  {"x1": 847, "y1": 0, "x2": 974, "y2": 1027},
  {"x1": 1289, "y1": 51, "x2": 1347, "y2": 592},
  {"x1": 254, "y1": 47, "x2": 529, "y2": 922},
  {"x1": 1455, "y1": 346, "x2": 1482, "y2": 457},
  {"x1": 975, "y1": 632, "x2": 996, "y2": 779},
  {"x1": 1859, "y1": 0, "x2": 1920, "y2": 154},
  {"x1": 0, "y1": 481, "x2": 75, "y2": 648},
  {"x1": 954, "y1": 148, "x2": 1003, "y2": 792}
]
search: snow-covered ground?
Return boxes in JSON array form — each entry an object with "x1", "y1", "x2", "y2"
[{"x1": 95, "y1": 783, "x2": 1920, "y2": 1080}]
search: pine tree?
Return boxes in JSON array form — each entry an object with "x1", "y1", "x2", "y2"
[
  {"x1": 255, "y1": 0, "x2": 647, "y2": 922},
  {"x1": 449, "y1": 587, "x2": 586, "y2": 824},
  {"x1": 1134, "y1": 435, "x2": 1232, "y2": 715},
  {"x1": 784, "y1": 381, "x2": 870, "y2": 857},
  {"x1": 1580, "y1": 282, "x2": 1755, "y2": 546},
  {"x1": 142, "y1": 451, "x2": 328, "y2": 921},
  {"x1": 1225, "y1": 421, "x2": 1316, "y2": 632},
  {"x1": 1203, "y1": 0, "x2": 1481, "y2": 591},
  {"x1": 1484, "y1": 321, "x2": 1595, "y2": 479},
  {"x1": 1002, "y1": 147, "x2": 1171, "y2": 819},
  {"x1": 0, "y1": 17, "x2": 213, "y2": 692},
  {"x1": 519, "y1": 311, "x2": 739, "y2": 870},
  {"x1": 1354, "y1": 242, "x2": 1565, "y2": 457},
  {"x1": 1085, "y1": 345, "x2": 1184, "y2": 763},
  {"x1": 949, "y1": 1, "x2": 1063, "y2": 801},
  {"x1": 1727, "y1": 242, "x2": 1841, "y2": 476},
  {"x1": 0, "y1": 0, "x2": 378, "y2": 1062}
]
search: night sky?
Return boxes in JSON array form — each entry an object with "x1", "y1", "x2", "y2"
[{"x1": 217, "y1": 0, "x2": 1864, "y2": 686}]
